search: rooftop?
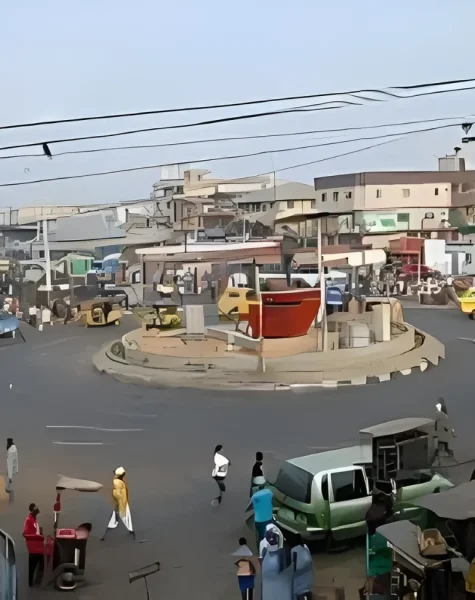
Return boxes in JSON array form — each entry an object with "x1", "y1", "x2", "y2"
[
  {"x1": 314, "y1": 170, "x2": 475, "y2": 190},
  {"x1": 288, "y1": 444, "x2": 372, "y2": 475}
]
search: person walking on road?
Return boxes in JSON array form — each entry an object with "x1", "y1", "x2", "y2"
[
  {"x1": 101, "y1": 466, "x2": 135, "y2": 541},
  {"x1": 6, "y1": 438, "x2": 18, "y2": 494},
  {"x1": 212, "y1": 445, "x2": 230, "y2": 506},
  {"x1": 233, "y1": 537, "x2": 256, "y2": 600}
]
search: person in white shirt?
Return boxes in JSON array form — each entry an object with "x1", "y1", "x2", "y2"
[
  {"x1": 6, "y1": 438, "x2": 18, "y2": 494},
  {"x1": 212, "y1": 444, "x2": 230, "y2": 506}
]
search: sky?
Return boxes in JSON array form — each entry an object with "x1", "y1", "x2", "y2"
[{"x1": 1, "y1": 0, "x2": 475, "y2": 207}]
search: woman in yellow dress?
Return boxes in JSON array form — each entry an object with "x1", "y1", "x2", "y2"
[{"x1": 101, "y1": 466, "x2": 135, "y2": 540}]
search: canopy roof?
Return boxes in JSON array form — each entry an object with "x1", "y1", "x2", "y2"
[
  {"x1": 360, "y1": 417, "x2": 435, "y2": 438},
  {"x1": 413, "y1": 481, "x2": 475, "y2": 520},
  {"x1": 56, "y1": 475, "x2": 103, "y2": 492}
]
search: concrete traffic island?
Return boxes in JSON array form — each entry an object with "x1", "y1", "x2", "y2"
[{"x1": 93, "y1": 304, "x2": 445, "y2": 390}]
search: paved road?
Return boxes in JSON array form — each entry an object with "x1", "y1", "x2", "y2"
[{"x1": 1, "y1": 310, "x2": 474, "y2": 599}]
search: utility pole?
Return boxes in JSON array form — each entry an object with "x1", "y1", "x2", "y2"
[{"x1": 43, "y1": 219, "x2": 52, "y2": 308}]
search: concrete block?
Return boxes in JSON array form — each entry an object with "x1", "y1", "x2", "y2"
[
  {"x1": 350, "y1": 376, "x2": 367, "y2": 386},
  {"x1": 378, "y1": 373, "x2": 391, "y2": 382},
  {"x1": 420, "y1": 359, "x2": 428, "y2": 372},
  {"x1": 184, "y1": 305, "x2": 205, "y2": 335},
  {"x1": 400, "y1": 368, "x2": 412, "y2": 376},
  {"x1": 371, "y1": 303, "x2": 391, "y2": 342}
]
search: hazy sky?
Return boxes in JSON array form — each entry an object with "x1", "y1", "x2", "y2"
[{"x1": 1, "y1": 0, "x2": 475, "y2": 207}]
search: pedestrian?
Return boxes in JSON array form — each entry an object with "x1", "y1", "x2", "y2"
[
  {"x1": 101, "y1": 466, "x2": 135, "y2": 541},
  {"x1": 28, "y1": 305, "x2": 37, "y2": 327},
  {"x1": 259, "y1": 523, "x2": 284, "y2": 558},
  {"x1": 212, "y1": 444, "x2": 230, "y2": 506},
  {"x1": 250, "y1": 451, "x2": 265, "y2": 497},
  {"x1": 23, "y1": 503, "x2": 44, "y2": 587},
  {"x1": 292, "y1": 535, "x2": 314, "y2": 599},
  {"x1": 233, "y1": 537, "x2": 256, "y2": 600},
  {"x1": 261, "y1": 528, "x2": 293, "y2": 600},
  {"x1": 251, "y1": 488, "x2": 274, "y2": 548},
  {"x1": 5, "y1": 437, "x2": 18, "y2": 493}
]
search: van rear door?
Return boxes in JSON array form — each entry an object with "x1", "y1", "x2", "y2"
[{"x1": 328, "y1": 467, "x2": 371, "y2": 542}]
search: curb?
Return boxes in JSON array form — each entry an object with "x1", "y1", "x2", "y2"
[{"x1": 92, "y1": 337, "x2": 442, "y2": 391}]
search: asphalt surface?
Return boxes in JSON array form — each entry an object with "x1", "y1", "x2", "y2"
[{"x1": 1, "y1": 309, "x2": 475, "y2": 599}]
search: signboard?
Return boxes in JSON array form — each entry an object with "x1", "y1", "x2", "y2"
[{"x1": 360, "y1": 213, "x2": 409, "y2": 233}]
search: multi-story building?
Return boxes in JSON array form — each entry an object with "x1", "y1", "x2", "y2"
[{"x1": 312, "y1": 157, "x2": 475, "y2": 248}]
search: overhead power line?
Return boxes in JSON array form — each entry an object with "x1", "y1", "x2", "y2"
[
  {"x1": 0, "y1": 123, "x2": 456, "y2": 188},
  {"x1": 1, "y1": 83, "x2": 474, "y2": 156},
  {"x1": 0, "y1": 115, "x2": 469, "y2": 162},
  {"x1": 0, "y1": 76, "x2": 474, "y2": 131}
]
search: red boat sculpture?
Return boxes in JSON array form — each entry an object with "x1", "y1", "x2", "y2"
[{"x1": 247, "y1": 288, "x2": 321, "y2": 339}]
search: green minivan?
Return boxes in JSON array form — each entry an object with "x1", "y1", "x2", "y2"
[{"x1": 268, "y1": 415, "x2": 455, "y2": 543}]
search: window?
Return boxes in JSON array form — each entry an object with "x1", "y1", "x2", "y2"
[
  {"x1": 397, "y1": 213, "x2": 410, "y2": 225},
  {"x1": 333, "y1": 191, "x2": 339, "y2": 202},
  {"x1": 402, "y1": 189, "x2": 410, "y2": 198},
  {"x1": 321, "y1": 474, "x2": 329, "y2": 501},
  {"x1": 186, "y1": 207, "x2": 193, "y2": 217},
  {"x1": 262, "y1": 204, "x2": 268, "y2": 212},
  {"x1": 345, "y1": 191, "x2": 352, "y2": 199},
  {"x1": 311, "y1": 199, "x2": 316, "y2": 209},
  {"x1": 274, "y1": 463, "x2": 313, "y2": 504},
  {"x1": 435, "y1": 188, "x2": 439, "y2": 196},
  {"x1": 322, "y1": 193, "x2": 327, "y2": 202},
  {"x1": 261, "y1": 263, "x2": 282, "y2": 273},
  {"x1": 330, "y1": 469, "x2": 367, "y2": 503},
  {"x1": 376, "y1": 189, "x2": 382, "y2": 198},
  {"x1": 287, "y1": 200, "x2": 295, "y2": 209}
]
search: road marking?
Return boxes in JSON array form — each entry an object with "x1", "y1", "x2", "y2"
[
  {"x1": 32, "y1": 336, "x2": 81, "y2": 349},
  {"x1": 47, "y1": 426, "x2": 144, "y2": 432},
  {"x1": 112, "y1": 412, "x2": 158, "y2": 418},
  {"x1": 52, "y1": 441, "x2": 105, "y2": 446}
]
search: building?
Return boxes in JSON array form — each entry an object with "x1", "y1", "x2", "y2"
[
  {"x1": 0, "y1": 225, "x2": 37, "y2": 260},
  {"x1": 312, "y1": 164, "x2": 475, "y2": 248},
  {"x1": 0, "y1": 205, "x2": 81, "y2": 226},
  {"x1": 29, "y1": 198, "x2": 177, "y2": 260}
]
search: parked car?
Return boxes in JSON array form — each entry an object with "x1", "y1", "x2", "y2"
[{"x1": 263, "y1": 412, "x2": 455, "y2": 545}]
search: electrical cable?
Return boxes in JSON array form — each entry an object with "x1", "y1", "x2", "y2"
[
  {"x1": 0, "y1": 75, "x2": 474, "y2": 131},
  {"x1": 249, "y1": 138, "x2": 405, "y2": 176},
  {"x1": 0, "y1": 115, "x2": 469, "y2": 162},
  {"x1": 0, "y1": 133, "x2": 416, "y2": 188},
  {"x1": 1, "y1": 84, "x2": 474, "y2": 154}
]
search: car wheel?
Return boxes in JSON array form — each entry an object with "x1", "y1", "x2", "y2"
[{"x1": 470, "y1": 312, "x2": 475, "y2": 321}]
